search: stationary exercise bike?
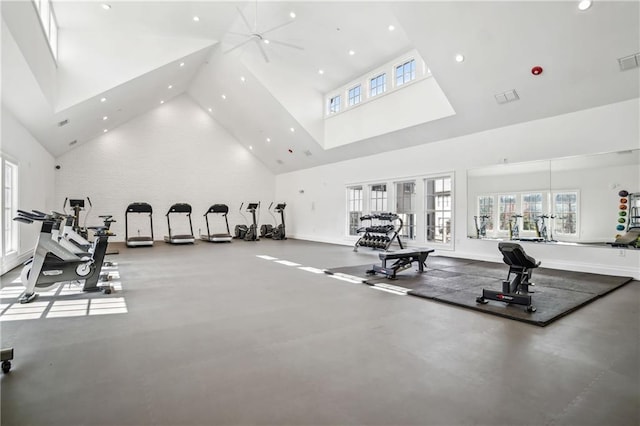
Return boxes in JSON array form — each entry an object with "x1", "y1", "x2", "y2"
[
  {"x1": 14, "y1": 210, "x2": 115, "y2": 304},
  {"x1": 474, "y1": 215, "x2": 490, "y2": 238},
  {"x1": 63, "y1": 197, "x2": 92, "y2": 240},
  {"x1": 535, "y1": 214, "x2": 555, "y2": 241},
  {"x1": 508, "y1": 214, "x2": 522, "y2": 240}
]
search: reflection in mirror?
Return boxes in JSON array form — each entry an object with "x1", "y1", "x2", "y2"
[
  {"x1": 550, "y1": 149, "x2": 639, "y2": 245},
  {"x1": 468, "y1": 160, "x2": 550, "y2": 241},
  {"x1": 467, "y1": 149, "x2": 640, "y2": 247}
]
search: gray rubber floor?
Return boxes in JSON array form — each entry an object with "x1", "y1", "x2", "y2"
[
  {"x1": 1, "y1": 239, "x2": 638, "y2": 425},
  {"x1": 328, "y1": 259, "x2": 633, "y2": 326}
]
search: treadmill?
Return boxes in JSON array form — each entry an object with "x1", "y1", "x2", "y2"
[
  {"x1": 125, "y1": 202, "x2": 154, "y2": 247},
  {"x1": 201, "y1": 204, "x2": 233, "y2": 243},
  {"x1": 164, "y1": 203, "x2": 195, "y2": 244}
]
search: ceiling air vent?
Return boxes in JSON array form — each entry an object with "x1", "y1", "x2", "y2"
[
  {"x1": 57, "y1": 119, "x2": 70, "y2": 127},
  {"x1": 494, "y1": 89, "x2": 519, "y2": 105},
  {"x1": 618, "y1": 53, "x2": 640, "y2": 71}
]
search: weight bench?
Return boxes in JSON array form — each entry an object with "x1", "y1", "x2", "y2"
[
  {"x1": 366, "y1": 248, "x2": 434, "y2": 279},
  {"x1": 476, "y1": 242, "x2": 540, "y2": 313}
]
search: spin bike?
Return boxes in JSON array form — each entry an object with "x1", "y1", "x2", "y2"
[
  {"x1": 535, "y1": 215, "x2": 555, "y2": 242},
  {"x1": 474, "y1": 215, "x2": 490, "y2": 238},
  {"x1": 509, "y1": 214, "x2": 522, "y2": 240},
  {"x1": 63, "y1": 197, "x2": 92, "y2": 240},
  {"x1": 14, "y1": 210, "x2": 115, "y2": 304}
]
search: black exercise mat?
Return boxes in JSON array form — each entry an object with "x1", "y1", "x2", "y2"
[{"x1": 325, "y1": 258, "x2": 634, "y2": 326}]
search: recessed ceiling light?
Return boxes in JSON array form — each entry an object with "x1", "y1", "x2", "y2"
[
  {"x1": 290, "y1": 127, "x2": 295, "y2": 132},
  {"x1": 266, "y1": 138, "x2": 271, "y2": 143},
  {"x1": 290, "y1": 11, "x2": 296, "y2": 19},
  {"x1": 578, "y1": 0, "x2": 592, "y2": 11},
  {"x1": 102, "y1": 116, "x2": 108, "y2": 121},
  {"x1": 208, "y1": 108, "x2": 212, "y2": 112},
  {"x1": 101, "y1": 4, "x2": 111, "y2": 10},
  {"x1": 179, "y1": 62, "x2": 185, "y2": 67},
  {"x1": 160, "y1": 100, "x2": 164, "y2": 104},
  {"x1": 167, "y1": 85, "x2": 173, "y2": 89},
  {"x1": 103, "y1": 129, "x2": 108, "y2": 133},
  {"x1": 193, "y1": 16, "x2": 200, "y2": 22},
  {"x1": 348, "y1": 50, "x2": 355, "y2": 56},
  {"x1": 100, "y1": 97, "x2": 107, "y2": 102},
  {"x1": 264, "y1": 39, "x2": 270, "y2": 44},
  {"x1": 388, "y1": 25, "x2": 395, "y2": 31},
  {"x1": 240, "y1": 76, "x2": 246, "y2": 82},
  {"x1": 249, "y1": 145, "x2": 253, "y2": 150},
  {"x1": 221, "y1": 94, "x2": 226, "y2": 100},
  {"x1": 318, "y1": 69, "x2": 324, "y2": 75},
  {"x1": 455, "y1": 54, "x2": 465, "y2": 63}
]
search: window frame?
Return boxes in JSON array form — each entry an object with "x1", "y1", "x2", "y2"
[
  {"x1": 424, "y1": 175, "x2": 453, "y2": 247},
  {"x1": 346, "y1": 185, "x2": 364, "y2": 236},
  {"x1": 552, "y1": 190, "x2": 580, "y2": 239},
  {"x1": 396, "y1": 180, "x2": 416, "y2": 241},
  {"x1": 1, "y1": 157, "x2": 19, "y2": 259},
  {"x1": 395, "y1": 59, "x2": 416, "y2": 87},
  {"x1": 370, "y1": 73, "x2": 387, "y2": 97},
  {"x1": 328, "y1": 94, "x2": 341, "y2": 114},
  {"x1": 348, "y1": 84, "x2": 361, "y2": 107}
]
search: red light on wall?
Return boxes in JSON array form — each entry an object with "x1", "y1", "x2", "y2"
[{"x1": 531, "y1": 66, "x2": 543, "y2": 76}]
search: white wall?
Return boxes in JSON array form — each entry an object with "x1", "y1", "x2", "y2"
[
  {"x1": 57, "y1": 30, "x2": 214, "y2": 111},
  {"x1": 275, "y1": 99, "x2": 640, "y2": 279},
  {"x1": 1, "y1": 105, "x2": 56, "y2": 273},
  {"x1": 54, "y1": 95, "x2": 276, "y2": 242},
  {"x1": 1, "y1": 2, "x2": 57, "y2": 105},
  {"x1": 324, "y1": 77, "x2": 455, "y2": 149}
]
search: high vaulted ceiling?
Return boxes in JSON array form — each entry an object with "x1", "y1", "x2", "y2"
[{"x1": 2, "y1": 1, "x2": 639, "y2": 174}]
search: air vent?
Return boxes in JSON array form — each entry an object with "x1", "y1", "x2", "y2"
[
  {"x1": 57, "y1": 119, "x2": 70, "y2": 127},
  {"x1": 69, "y1": 140, "x2": 77, "y2": 146},
  {"x1": 276, "y1": 159, "x2": 284, "y2": 165},
  {"x1": 304, "y1": 150, "x2": 312, "y2": 157},
  {"x1": 494, "y1": 89, "x2": 519, "y2": 105},
  {"x1": 618, "y1": 53, "x2": 640, "y2": 71}
]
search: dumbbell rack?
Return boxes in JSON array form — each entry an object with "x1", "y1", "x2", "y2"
[
  {"x1": 353, "y1": 213, "x2": 404, "y2": 252},
  {"x1": 627, "y1": 193, "x2": 640, "y2": 230}
]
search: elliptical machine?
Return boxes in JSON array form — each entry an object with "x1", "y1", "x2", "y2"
[
  {"x1": 260, "y1": 203, "x2": 275, "y2": 239},
  {"x1": 271, "y1": 203, "x2": 286, "y2": 240},
  {"x1": 234, "y1": 202, "x2": 259, "y2": 241},
  {"x1": 13, "y1": 210, "x2": 115, "y2": 304}
]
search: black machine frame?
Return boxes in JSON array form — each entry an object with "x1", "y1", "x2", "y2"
[
  {"x1": 476, "y1": 242, "x2": 540, "y2": 313},
  {"x1": 164, "y1": 203, "x2": 195, "y2": 244},
  {"x1": 125, "y1": 202, "x2": 154, "y2": 247},
  {"x1": 201, "y1": 204, "x2": 232, "y2": 243}
]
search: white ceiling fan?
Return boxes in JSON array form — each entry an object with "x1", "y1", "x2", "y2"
[{"x1": 224, "y1": 1, "x2": 304, "y2": 63}]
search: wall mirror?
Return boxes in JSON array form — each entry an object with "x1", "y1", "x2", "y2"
[{"x1": 467, "y1": 149, "x2": 639, "y2": 247}]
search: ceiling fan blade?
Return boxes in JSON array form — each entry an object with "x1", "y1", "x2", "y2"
[
  {"x1": 236, "y1": 6, "x2": 253, "y2": 32},
  {"x1": 267, "y1": 39, "x2": 304, "y2": 51},
  {"x1": 255, "y1": 39, "x2": 270, "y2": 63},
  {"x1": 227, "y1": 31, "x2": 251, "y2": 38},
  {"x1": 261, "y1": 19, "x2": 294, "y2": 36},
  {"x1": 224, "y1": 38, "x2": 254, "y2": 55}
]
